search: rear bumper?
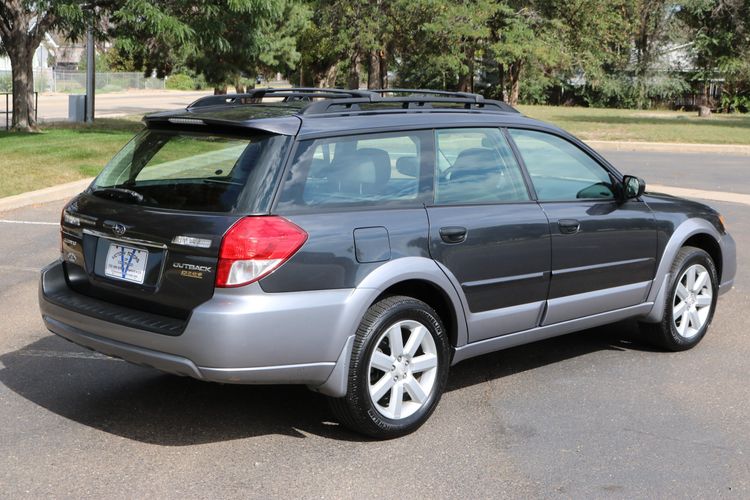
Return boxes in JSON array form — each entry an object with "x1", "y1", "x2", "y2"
[{"x1": 39, "y1": 260, "x2": 370, "y2": 386}]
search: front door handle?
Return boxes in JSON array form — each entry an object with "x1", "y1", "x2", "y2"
[
  {"x1": 558, "y1": 219, "x2": 580, "y2": 234},
  {"x1": 439, "y1": 226, "x2": 468, "y2": 244}
]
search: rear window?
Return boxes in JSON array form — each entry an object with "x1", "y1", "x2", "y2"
[
  {"x1": 91, "y1": 129, "x2": 290, "y2": 213},
  {"x1": 276, "y1": 131, "x2": 431, "y2": 211}
]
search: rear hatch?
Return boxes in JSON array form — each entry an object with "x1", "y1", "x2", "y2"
[{"x1": 58, "y1": 127, "x2": 292, "y2": 322}]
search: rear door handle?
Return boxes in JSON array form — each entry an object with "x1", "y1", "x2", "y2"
[
  {"x1": 439, "y1": 226, "x2": 468, "y2": 244},
  {"x1": 558, "y1": 219, "x2": 580, "y2": 234}
]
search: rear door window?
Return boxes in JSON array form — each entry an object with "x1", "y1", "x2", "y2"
[
  {"x1": 276, "y1": 131, "x2": 430, "y2": 210},
  {"x1": 434, "y1": 128, "x2": 530, "y2": 204},
  {"x1": 92, "y1": 130, "x2": 290, "y2": 213}
]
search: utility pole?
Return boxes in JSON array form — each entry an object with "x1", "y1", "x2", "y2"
[{"x1": 85, "y1": 19, "x2": 95, "y2": 122}]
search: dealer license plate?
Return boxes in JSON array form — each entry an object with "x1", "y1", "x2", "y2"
[{"x1": 103, "y1": 243, "x2": 149, "y2": 284}]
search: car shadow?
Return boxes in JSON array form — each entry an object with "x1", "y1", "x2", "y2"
[{"x1": 0, "y1": 319, "x2": 660, "y2": 445}]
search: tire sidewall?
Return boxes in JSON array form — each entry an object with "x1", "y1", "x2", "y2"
[
  {"x1": 665, "y1": 249, "x2": 718, "y2": 349},
  {"x1": 352, "y1": 298, "x2": 450, "y2": 436}
]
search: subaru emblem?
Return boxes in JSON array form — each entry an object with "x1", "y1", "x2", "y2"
[{"x1": 112, "y1": 223, "x2": 127, "y2": 236}]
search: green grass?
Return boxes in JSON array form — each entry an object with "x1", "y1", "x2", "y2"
[
  {"x1": 0, "y1": 118, "x2": 144, "y2": 198},
  {"x1": 517, "y1": 105, "x2": 750, "y2": 145}
]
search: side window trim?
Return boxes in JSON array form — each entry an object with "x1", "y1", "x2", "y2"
[
  {"x1": 501, "y1": 127, "x2": 538, "y2": 202},
  {"x1": 505, "y1": 127, "x2": 622, "y2": 203}
]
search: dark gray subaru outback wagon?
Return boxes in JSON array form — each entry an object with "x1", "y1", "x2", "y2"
[{"x1": 39, "y1": 88, "x2": 736, "y2": 438}]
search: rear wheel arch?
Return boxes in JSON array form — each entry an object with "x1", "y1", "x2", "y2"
[{"x1": 373, "y1": 279, "x2": 459, "y2": 348}]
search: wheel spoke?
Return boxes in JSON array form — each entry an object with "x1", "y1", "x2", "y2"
[
  {"x1": 370, "y1": 372, "x2": 395, "y2": 402},
  {"x1": 693, "y1": 271, "x2": 709, "y2": 293},
  {"x1": 389, "y1": 382, "x2": 404, "y2": 419},
  {"x1": 371, "y1": 350, "x2": 394, "y2": 372},
  {"x1": 686, "y1": 266, "x2": 696, "y2": 290},
  {"x1": 405, "y1": 376, "x2": 428, "y2": 403},
  {"x1": 386, "y1": 325, "x2": 404, "y2": 357},
  {"x1": 410, "y1": 353, "x2": 437, "y2": 373},
  {"x1": 675, "y1": 283, "x2": 690, "y2": 300},
  {"x1": 695, "y1": 295, "x2": 712, "y2": 307},
  {"x1": 403, "y1": 325, "x2": 427, "y2": 357},
  {"x1": 676, "y1": 310, "x2": 689, "y2": 335},
  {"x1": 689, "y1": 308, "x2": 701, "y2": 330},
  {"x1": 673, "y1": 300, "x2": 687, "y2": 318}
]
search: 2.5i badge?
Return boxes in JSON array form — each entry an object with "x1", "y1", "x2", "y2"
[{"x1": 104, "y1": 243, "x2": 148, "y2": 284}]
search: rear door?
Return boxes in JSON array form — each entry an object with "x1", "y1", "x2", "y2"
[
  {"x1": 60, "y1": 128, "x2": 290, "y2": 319},
  {"x1": 426, "y1": 127, "x2": 551, "y2": 342},
  {"x1": 507, "y1": 128, "x2": 657, "y2": 325}
]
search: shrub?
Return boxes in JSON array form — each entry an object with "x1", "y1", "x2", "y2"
[{"x1": 166, "y1": 74, "x2": 195, "y2": 90}]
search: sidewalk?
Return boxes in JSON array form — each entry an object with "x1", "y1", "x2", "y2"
[{"x1": 587, "y1": 140, "x2": 750, "y2": 156}]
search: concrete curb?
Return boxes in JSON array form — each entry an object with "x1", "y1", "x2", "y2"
[
  {"x1": 0, "y1": 178, "x2": 92, "y2": 213},
  {"x1": 649, "y1": 184, "x2": 750, "y2": 206},
  {"x1": 586, "y1": 140, "x2": 750, "y2": 156}
]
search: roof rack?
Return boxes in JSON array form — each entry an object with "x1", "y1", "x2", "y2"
[
  {"x1": 368, "y1": 88, "x2": 485, "y2": 104},
  {"x1": 186, "y1": 87, "x2": 519, "y2": 115},
  {"x1": 187, "y1": 87, "x2": 373, "y2": 109}
]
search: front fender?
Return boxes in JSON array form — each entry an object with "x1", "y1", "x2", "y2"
[{"x1": 640, "y1": 217, "x2": 733, "y2": 323}]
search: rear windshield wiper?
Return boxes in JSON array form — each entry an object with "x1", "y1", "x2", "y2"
[{"x1": 90, "y1": 187, "x2": 145, "y2": 204}]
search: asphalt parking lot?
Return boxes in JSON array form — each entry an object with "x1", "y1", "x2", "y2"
[{"x1": 0, "y1": 150, "x2": 748, "y2": 498}]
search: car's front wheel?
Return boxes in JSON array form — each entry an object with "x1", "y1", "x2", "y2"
[
  {"x1": 640, "y1": 246, "x2": 718, "y2": 351},
  {"x1": 329, "y1": 295, "x2": 451, "y2": 439}
]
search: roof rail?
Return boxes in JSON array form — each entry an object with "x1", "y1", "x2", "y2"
[
  {"x1": 187, "y1": 87, "x2": 375, "y2": 109},
  {"x1": 301, "y1": 96, "x2": 518, "y2": 115},
  {"x1": 368, "y1": 88, "x2": 485, "y2": 104},
  {"x1": 185, "y1": 87, "x2": 519, "y2": 115}
]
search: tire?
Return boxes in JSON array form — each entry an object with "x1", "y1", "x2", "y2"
[
  {"x1": 328, "y1": 295, "x2": 451, "y2": 439},
  {"x1": 640, "y1": 246, "x2": 718, "y2": 351}
]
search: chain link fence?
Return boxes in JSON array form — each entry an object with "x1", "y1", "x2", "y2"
[{"x1": 0, "y1": 70, "x2": 165, "y2": 94}]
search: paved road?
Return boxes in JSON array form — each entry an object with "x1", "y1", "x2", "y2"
[
  {"x1": 37, "y1": 91, "x2": 212, "y2": 121},
  {"x1": 0, "y1": 151, "x2": 747, "y2": 498},
  {"x1": 603, "y1": 149, "x2": 750, "y2": 195}
]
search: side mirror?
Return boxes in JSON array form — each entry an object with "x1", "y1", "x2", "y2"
[{"x1": 622, "y1": 175, "x2": 646, "y2": 200}]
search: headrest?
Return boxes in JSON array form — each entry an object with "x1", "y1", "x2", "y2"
[{"x1": 396, "y1": 156, "x2": 419, "y2": 177}]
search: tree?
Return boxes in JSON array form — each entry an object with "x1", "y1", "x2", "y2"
[
  {"x1": 112, "y1": 0, "x2": 305, "y2": 94},
  {"x1": 0, "y1": 1, "x2": 76, "y2": 131},
  {"x1": 679, "y1": 0, "x2": 750, "y2": 116},
  {"x1": 0, "y1": 0, "x2": 192, "y2": 131},
  {"x1": 393, "y1": 0, "x2": 497, "y2": 92},
  {"x1": 486, "y1": 3, "x2": 562, "y2": 105}
]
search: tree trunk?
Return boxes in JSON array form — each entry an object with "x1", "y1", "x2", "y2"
[
  {"x1": 498, "y1": 63, "x2": 505, "y2": 102},
  {"x1": 379, "y1": 48, "x2": 388, "y2": 89},
  {"x1": 698, "y1": 81, "x2": 712, "y2": 117},
  {"x1": 347, "y1": 52, "x2": 361, "y2": 90},
  {"x1": 317, "y1": 63, "x2": 339, "y2": 88},
  {"x1": 214, "y1": 86, "x2": 227, "y2": 95},
  {"x1": 9, "y1": 42, "x2": 37, "y2": 131},
  {"x1": 234, "y1": 76, "x2": 246, "y2": 94},
  {"x1": 367, "y1": 50, "x2": 381, "y2": 89},
  {"x1": 457, "y1": 47, "x2": 475, "y2": 93},
  {"x1": 508, "y1": 60, "x2": 521, "y2": 106}
]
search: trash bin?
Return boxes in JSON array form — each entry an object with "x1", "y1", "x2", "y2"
[{"x1": 68, "y1": 94, "x2": 86, "y2": 122}]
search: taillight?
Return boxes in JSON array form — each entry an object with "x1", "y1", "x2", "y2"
[{"x1": 216, "y1": 216, "x2": 307, "y2": 288}]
